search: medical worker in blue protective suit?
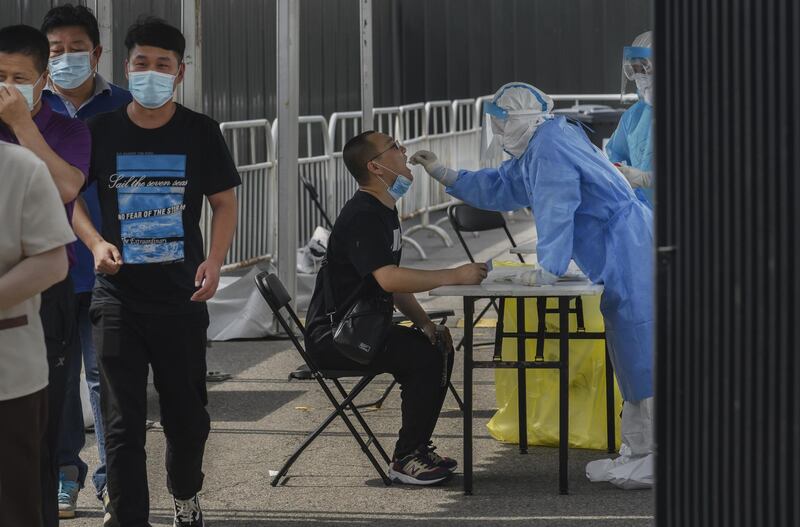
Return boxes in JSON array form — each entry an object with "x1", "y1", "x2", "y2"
[
  {"x1": 606, "y1": 31, "x2": 654, "y2": 206},
  {"x1": 410, "y1": 82, "x2": 655, "y2": 489}
]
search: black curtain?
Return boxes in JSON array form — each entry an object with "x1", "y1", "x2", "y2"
[{"x1": 655, "y1": 0, "x2": 799, "y2": 525}]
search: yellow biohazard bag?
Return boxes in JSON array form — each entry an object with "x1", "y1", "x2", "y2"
[{"x1": 486, "y1": 295, "x2": 623, "y2": 450}]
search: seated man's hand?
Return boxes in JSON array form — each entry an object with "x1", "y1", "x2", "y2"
[
  {"x1": 410, "y1": 150, "x2": 458, "y2": 186},
  {"x1": 453, "y1": 262, "x2": 488, "y2": 285},
  {"x1": 421, "y1": 321, "x2": 438, "y2": 344},
  {"x1": 92, "y1": 240, "x2": 123, "y2": 275},
  {"x1": 421, "y1": 323, "x2": 453, "y2": 350},
  {"x1": 436, "y1": 325, "x2": 453, "y2": 350}
]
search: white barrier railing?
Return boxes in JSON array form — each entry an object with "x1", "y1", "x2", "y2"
[
  {"x1": 296, "y1": 116, "x2": 333, "y2": 244},
  {"x1": 400, "y1": 100, "x2": 454, "y2": 247},
  {"x1": 211, "y1": 93, "x2": 633, "y2": 268},
  {"x1": 552, "y1": 93, "x2": 639, "y2": 105},
  {"x1": 204, "y1": 119, "x2": 276, "y2": 270}
]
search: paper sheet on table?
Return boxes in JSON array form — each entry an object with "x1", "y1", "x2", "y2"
[{"x1": 484, "y1": 260, "x2": 587, "y2": 286}]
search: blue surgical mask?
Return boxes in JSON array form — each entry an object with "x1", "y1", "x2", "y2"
[
  {"x1": 49, "y1": 51, "x2": 94, "y2": 89},
  {"x1": 374, "y1": 162, "x2": 413, "y2": 200},
  {"x1": 128, "y1": 70, "x2": 176, "y2": 109},
  {"x1": 387, "y1": 175, "x2": 412, "y2": 200},
  {"x1": 0, "y1": 72, "x2": 45, "y2": 111}
]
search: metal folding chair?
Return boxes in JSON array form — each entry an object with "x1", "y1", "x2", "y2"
[
  {"x1": 447, "y1": 204, "x2": 525, "y2": 356},
  {"x1": 254, "y1": 271, "x2": 392, "y2": 487}
]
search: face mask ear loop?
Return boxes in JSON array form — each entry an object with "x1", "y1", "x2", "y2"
[
  {"x1": 363, "y1": 160, "x2": 392, "y2": 193},
  {"x1": 89, "y1": 47, "x2": 99, "y2": 77},
  {"x1": 30, "y1": 71, "x2": 46, "y2": 109},
  {"x1": 372, "y1": 160, "x2": 402, "y2": 179},
  {"x1": 377, "y1": 173, "x2": 391, "y2": 192}
]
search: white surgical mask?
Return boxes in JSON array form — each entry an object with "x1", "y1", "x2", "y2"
[
  {"x1": 0, "y1": 72, "x2": 45, "y2": 111},
  {"x1": 490, "y1": 112, "x2": 551, "y2": 158},
  {"x1": 49, "y1": 50, "x2": 94, "y2": 89},
  {"x1": 128, "y1": 70, "x2": 176, "y2": 109},
  {"x1": 633, "y1": 73, "x2": 654, "y2": 106}
]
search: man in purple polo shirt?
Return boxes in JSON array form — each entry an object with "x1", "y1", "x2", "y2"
[
  {"x1": 0, "y1": 24, "x2": 89, "y2": 527},
  {"x1": 41, "y1": 4, "x2": 132, "y2": 518}
]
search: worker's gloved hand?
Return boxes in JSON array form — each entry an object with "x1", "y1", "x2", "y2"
[
  {"x1": 409, "y1": 150, "x2": 458, "y2": 186},
  {"x1": 518, "y1": 267, "x2": 559, "y2": 286},
  {"x1": 617, "y1": 164, "x2": 653, "y2": 189}
]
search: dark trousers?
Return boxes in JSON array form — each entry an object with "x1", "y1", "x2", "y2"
[
  {"x1": 40, "y1": 277, "x2": 80, "y2": 527},
  {"x1": 91, "y1": 301, "x2": 210, "y2": 527},
  {"x1": 0, "y1": 388, "x2": 48, "y2": 527},
  {"x1": 311, "y1": 325, "x2": 454, "y2": 459}
]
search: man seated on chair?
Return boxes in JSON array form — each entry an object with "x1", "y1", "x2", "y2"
[{"x1": 304, "y1": 131, "x2": 488, "y2": 486}]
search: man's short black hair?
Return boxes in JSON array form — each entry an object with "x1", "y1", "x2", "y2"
[
  {"x1": 0, "y1": 25, "x2": 50, "y2": 74},
  {"x1": 124, "y1": 16, "x2": 185, "y2": 61},
  {"x1": 41, "y1": 4, "x2": 100, "y2": 47},
  {"x1": 343, "y1": 131, "x2": 379, "y2": 184}
]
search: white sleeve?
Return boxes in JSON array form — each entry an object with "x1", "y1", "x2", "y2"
[{"x1": 21, "y1": 160, "x2": 76, "y2": 257}]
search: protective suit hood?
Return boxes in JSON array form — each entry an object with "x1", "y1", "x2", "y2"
[
  {"x1": 621, "y1": 31, "x2": 654, "y2": 105},
  {"x1": 484, "y1": 83, "x2": 554, "y2": 159}
]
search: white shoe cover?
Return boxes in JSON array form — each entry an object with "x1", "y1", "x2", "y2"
[
  {"x1": 585, "y1": 398, "x2": 655, "y2": 490},
  {"x1": 586, "y1": 453, "x2": 654, "y2": 489}
]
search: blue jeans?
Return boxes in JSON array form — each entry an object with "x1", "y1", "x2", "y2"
[{"x1": 57, "y1": 291, "x2": 106, "y2": 498}]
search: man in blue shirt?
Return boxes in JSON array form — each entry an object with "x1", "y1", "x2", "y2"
[{"x1": 40, "y1": 4, "x2": 131, "y2": 519}]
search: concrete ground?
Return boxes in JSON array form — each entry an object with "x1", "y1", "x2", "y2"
[{"x1": 67, "y1": 211, "x2": 654, "y2": 526}]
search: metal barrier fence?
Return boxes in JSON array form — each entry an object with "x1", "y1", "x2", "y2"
[
  {"x1": 272, "y1": 116, "x2": 335, "y2": 244},
  {"x1": 209, "y1": 93, "x2": 634, "y2": 268},
  {"x1": 203, "y1": 119, "x2": 276, "y2": 270}
]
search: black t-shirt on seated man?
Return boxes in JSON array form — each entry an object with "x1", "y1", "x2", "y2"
[
  {"x1": 306, "y1": 190, "x2": 402, "y2": 348},
  {"x1": 87, "y1": 104, "x2": 241, "y2": 314}
]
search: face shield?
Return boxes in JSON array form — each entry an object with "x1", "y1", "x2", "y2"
[
  {"x1": 479, "y1": 106, "x2": 502, "y2": 167},
  {"x1": 480, "y1": 95, "x2": 552, "y2": 160},
  {"x1": 621, "y1": 46, "x2": 653, "y2": 103}
]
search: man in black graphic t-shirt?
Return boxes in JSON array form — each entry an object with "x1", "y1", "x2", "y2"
[
  {"x1": 305, "y1": 131, "x2": 487, "y2": 486},
  {"x1": 72, "y1": 18, "x2": 239, "y2": 527}
]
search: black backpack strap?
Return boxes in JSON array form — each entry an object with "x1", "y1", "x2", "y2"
[
  {"x1": 321, "y1": 259, "x2": 367, "y2": 325},
  {"x1": 322, "y1": 259, "x2": 336, "y2": 322}
]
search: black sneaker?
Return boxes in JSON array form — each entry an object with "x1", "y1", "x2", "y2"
[
  {"x1": 173, "y1": 494, "x2": 204, "y2": 527},
  {"x1": 420, "y1": 442, "x2": 458, "y2": 472},
  {"x1": 388, "y1": 451, "x2": 452, "y2": 485}
]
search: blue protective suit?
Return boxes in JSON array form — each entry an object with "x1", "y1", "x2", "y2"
[
  {"x1": 447, "y1": 116, "x2": 654, "y2": 402},
  {"x1": 605, "y1": 101, "x2": 654, "y2": 206}
]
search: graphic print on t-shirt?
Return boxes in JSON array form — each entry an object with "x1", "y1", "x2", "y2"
[
  {"x1": 392, "y1": 228, "x2": 402, "y2": 252},
  {"x1": 114, "y1": 153, "x2": 187, "y2": 264}
]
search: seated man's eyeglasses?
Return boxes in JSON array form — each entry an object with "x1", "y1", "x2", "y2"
[{"x1": 367, "y1": 139, "x2": 402, "y2": 163}]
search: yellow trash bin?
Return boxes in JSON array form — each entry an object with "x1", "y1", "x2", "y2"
[{"x1": 486, "y1": 295, "x2": 623, "y2": 450}]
